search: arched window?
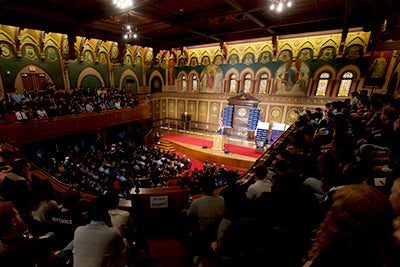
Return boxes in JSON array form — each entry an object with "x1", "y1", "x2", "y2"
[
  {"x1": 229, "y1": 74, "x2": 237, "y2": 93},
  {"x1": 191, "y1": 74, "x2": 198, "y2": 91},
  {"x1": 178, "y1": 74, "x2": 187, "y2": 92},
  {"x1": 244, "y1": 73, "x2": 252, "y2": 93},
  {"x1": 258, "y1": 73, "x2": 268, "y2": 93},
  {"x1": 315, "y1": 72, "x2": 330, "y2": 96},
  {"x1": 337, "y1": 71, "x2": 354, "y2": 97},
  {"x1": 181, "y1": 75, "x2": 187, "y2": 91}
]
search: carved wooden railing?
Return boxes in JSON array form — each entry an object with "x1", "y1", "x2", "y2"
[{"x1": 0, "y1": 105, "x2": 151, "y2": 146}]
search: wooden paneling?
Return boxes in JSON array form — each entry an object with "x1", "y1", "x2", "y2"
[{"x1": 0, "y1": 106, "x2": 151, "y2": 146}]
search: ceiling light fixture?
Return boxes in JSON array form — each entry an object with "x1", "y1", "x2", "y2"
[
  {"x1": 269, "y1": 0, "x2": 292, "y2": 12},
  {"x1": 113, "y1": 0, "x2": 133, "y2": 9},
  {"x1": 123, "y1": 25, "x2": 138, "y2": 41}
]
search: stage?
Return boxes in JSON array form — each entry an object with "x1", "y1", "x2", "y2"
[{"x1": 160, "y1": 130, "x2": 262, "y2": 171}]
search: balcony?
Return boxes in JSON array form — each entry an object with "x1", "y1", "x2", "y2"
[{"x1": 0, "y1": 105, "x2": 151, "y2": 146}]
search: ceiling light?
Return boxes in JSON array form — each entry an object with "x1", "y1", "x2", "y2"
[
  {"x1": 113, "y1": 0, "x2": 133, "y2": 9},
  {"x1": 123, "y1": 25, "x2": 138, "y2": 41},
  {"x1": 270, "y1": 0, "x2": 292, "y2": 12}
]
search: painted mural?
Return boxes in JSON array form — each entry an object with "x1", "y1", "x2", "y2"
[
  {"x1": 199, "y1": 64, "x2": 223, "y2": 92},
  {"x1": 272, "y1": 61, "x2": 310, "y2": 96},
  {"x1": 364, "y1": 51, "x2": 392, "y2": 87},
  {"x1": 1, "y1": 24, "x2": 399, "y2": 125}
]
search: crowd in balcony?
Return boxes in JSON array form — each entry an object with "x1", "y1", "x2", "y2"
[{"x1": 0, "y1": 85, "x2": 142, "y2": 123}]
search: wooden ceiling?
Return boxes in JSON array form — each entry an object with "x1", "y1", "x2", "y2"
[{"x1": 0, "y1": 0, "x2": 398, "y2": 51}]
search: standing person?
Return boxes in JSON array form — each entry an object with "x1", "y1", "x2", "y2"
[
  {"x1": 73, "y1": 197, "x2": 125, "y2": 267},
  {"x1": 245, "y1": 165, "x2": 272, "y2": 201},
  {"x1": 304, "y1": 183, "x2": 400, "y2": 267}
]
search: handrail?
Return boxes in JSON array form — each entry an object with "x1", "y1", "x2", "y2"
[{"x1": 0, "y1": 106, "x2": 151, "y2": 146}]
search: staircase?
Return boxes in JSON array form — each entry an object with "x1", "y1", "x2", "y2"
[{"x1": 152, "y1": 138, "x2": 176, "y2": 153}]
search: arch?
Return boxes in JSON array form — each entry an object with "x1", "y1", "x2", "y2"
[
  {"x1": 188, "y1": 70, "x2": 199, "y2": 92},
  {"x1": 312, "y1": 65, "x2": 336, "y2": 96},
  {"x1": 149, "y1": 70, "x2": 164, "y2": 92},
  {"x1": 255, "y1": 67, "x2": 273, "y2": 94},
  {"x1": 177, "y1": 70, "x2": 188, "y2": 92},
  {"x1": 119, "y1": 69, "x2": 140, "y2": 92},
  {"x1": 14, "y1": 65, "x2": 55, "y2": 91},
  {"x1": 225, "y1": 67, "x2": 239, "y2": 93},
  {"x1": 239, "y1": 67, "x2": 255, "y2": 93},
  {"x1": 331, "y1": 67, "x2": 358, "y2": 98},
  {"x1": 76, "y1": 67, "x2": 105, "y2": 88},
  {"x1": 0, "y1": 26, "x2": 16, "y2": 44}
]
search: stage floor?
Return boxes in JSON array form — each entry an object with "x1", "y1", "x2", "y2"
[{"x1": 159, "y1": 128, "x2": 262, "y2": 170}]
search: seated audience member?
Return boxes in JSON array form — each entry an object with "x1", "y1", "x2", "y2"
[
  {"x1": 303, "y1": 151, "x2": 346, "y2": 202},
  {"x1": 255, "y1": 170, "x2": 320, "y2": 267},
  {"x1": 216, "y1": 171, "x2": 251, "y2": 249},
  {"x1": 104, "y1": 190, "x2": 148, "y2": 265},
  {"x1": 389, "y1": 178, "x2": 400, "y2": 243},
  {"x1": 29, "y1": 179, "x2": 58, "y2": 235},
  {"x1": 49, "y1": 190, "x2": 86, "y2": 250},
  {"x1": 187, "y1": 177, "x2": 224, "y2": 256},
  {"x1": 36, "y1": 106, "x2": 48, "y2": 119},
  {"x1": 0, "y1": 201, "x2": 53, "y2": 267},
  {"x1": 73, "y1": 196, "x2": 125, "y2": 267},
  {"x1": 245, "y1": 165, "x2": 272, "y2": 201},
  {"x1": 304, "y1": 184, "x2": 400, "y2": 267}
]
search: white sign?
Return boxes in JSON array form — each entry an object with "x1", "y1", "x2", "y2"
[{"x1": 150, "y1": 196, "x2": 168, "y2": 208}]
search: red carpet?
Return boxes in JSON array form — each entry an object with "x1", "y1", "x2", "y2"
[{"x1": 163, "y1": 134, "x2": 260, "y2": 158}]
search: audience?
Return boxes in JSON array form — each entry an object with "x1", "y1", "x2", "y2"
[
  {"x1": 73, "y1": 196, "x2": 125, "y2": 267},
  {"x1": 245, "y1": 165, "x2": 272, "y2": 201},
  {"x1": 187, "y1": 177, "x2": 224, "y2": 256},
  {"x1": 304, "y1": 184, "x2": 400, "y2": 267},
  {"x1": 1, "y1": 89, "x2": 400, "y2": 266},
  {"x1": 0, "y1": 86, "x2": 145, "y2": 123}
]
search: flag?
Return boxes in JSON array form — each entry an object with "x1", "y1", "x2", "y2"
[{"x1": 218, "y1": 114, "x2": 224, "y2": 133}]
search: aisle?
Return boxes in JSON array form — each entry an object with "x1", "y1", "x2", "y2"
[{"x1": 144, "y1": 236, "x2": 192, "y2": 267}]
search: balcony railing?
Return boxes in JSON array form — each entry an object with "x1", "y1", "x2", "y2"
[{"x1": 0, "y1": 105, "x2": 151, "y2": 146}]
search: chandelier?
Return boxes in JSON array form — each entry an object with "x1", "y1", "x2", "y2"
[
  {"x1": 123, "y1": 25, "x2": 138, "y2": 41},
  {"x1": 113, "y1": 0, "x2": 133, "y2": 9},
  {"x1": 269, "y1": 0, "x2": 292, "y2": 12}
]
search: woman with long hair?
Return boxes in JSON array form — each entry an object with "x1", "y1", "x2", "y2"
[{"x1": 305, "y1": 183, "x2": 400, "y2": 267}]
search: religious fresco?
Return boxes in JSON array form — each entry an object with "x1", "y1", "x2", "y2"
[
  {"x1": 364, "y1": 50, "x2": 392, "y2": 87},
  {"x1": 46, "y1": 47, "x2": 58, "y2": 61},
  {"x1": 84, "y1": 50, "x2": 94, "y2": 63},
  {"x1": 272, "y1": 60, "x2": 310, "y2": 96},
  {"x1": 213, "y1": 55, "x2": 223, "y2": 65},
  {"x1": 243, "y1": 53, "x2": 255, "y2": 65},
  {"x1": 23, "y1": 45, "x2": 37, "y2": 60},
  {"x1": 99, "y1": 52, "x2": 107, "y2": 64},
  {"x1": 343, "y1": 44, "x2": 363, "y2": 60},
  {"x1": 228, "y1": 54, "x2": 239, "y2": 65},
  {"x1": 190, "y1": 57, "x2": 198, "y2": 67},
  {"x1": 167, "y1": 59, "x2": 175, "y2": 85},
  {"x1": 297, "y1": 48, "x2": 313, "y2": 61},
  {"x1": 0, "y1": 24, "x2": 390, "y2": 124},
  {"x1": 201, "y1": 56, "x2": 210, "y2": 66},
  {"x1": 318, "y1": 46, "x2": 336, "y2": 60},
  {"x1": 259, "y1": 52, "x2": 272, "y2": 63},
  {"x1": 199, "y1": 63, "x2": 223, "y2": 92},
  {"x1": 277, "y1": 50, "x2": 292, "y2": 63},
  {"x1": 125, "y1": 55, "x2": 132, "y2": 65}
]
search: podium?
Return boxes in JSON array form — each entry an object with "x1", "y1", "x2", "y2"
[{"x1": 212, "y1": 135, "x2": 225, "y2": 150}]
